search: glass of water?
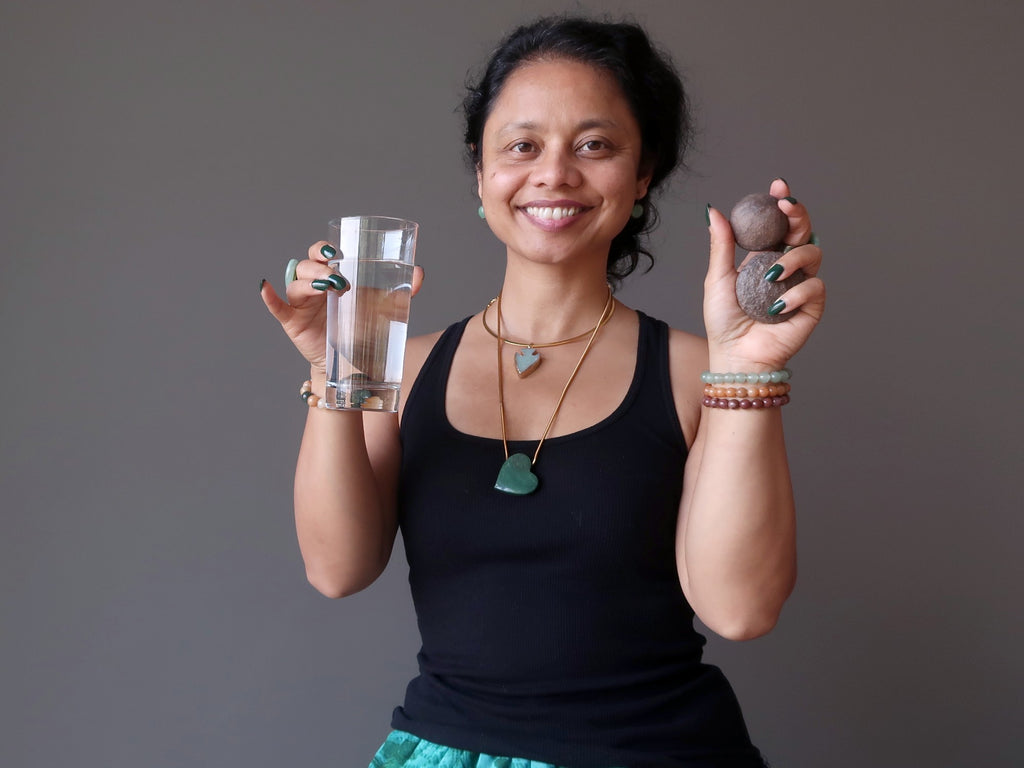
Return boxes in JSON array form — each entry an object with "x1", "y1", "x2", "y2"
[{"x1": 323, "y1": 216, "x2": 418, "y2": 412}]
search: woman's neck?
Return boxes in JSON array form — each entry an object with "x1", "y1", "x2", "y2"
[{"x1": 494, "y1": 262, "x2": 613, "y2": 344}]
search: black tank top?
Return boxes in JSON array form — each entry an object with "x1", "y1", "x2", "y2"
[{"x1": 393, "y1": 311, "x2": 764, "y2": 768}]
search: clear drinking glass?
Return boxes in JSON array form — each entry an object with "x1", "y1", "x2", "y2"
[{"x1": 323, "y1": 216, "x2": 418, "y2": 411}]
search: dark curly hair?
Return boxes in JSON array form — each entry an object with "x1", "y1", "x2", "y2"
[{"x1": 463, "y1": 16, "x2": 692, "y2": 284}]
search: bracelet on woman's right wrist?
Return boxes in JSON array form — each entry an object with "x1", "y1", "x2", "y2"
[{"x1": 299, "y1": 379, "x2": 326, "y2": 409}]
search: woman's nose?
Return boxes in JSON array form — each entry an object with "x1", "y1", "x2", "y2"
[{"x1": 532, "y1": 147, "x2": 581, "y2": 188}]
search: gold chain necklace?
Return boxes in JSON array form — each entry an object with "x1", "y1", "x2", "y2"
[
  {"x1": 482, "y1": 287, "x2": 615, "y2": 378},
  {"x1": 493, "y1": 289, "x2": 614, "y2": 495}
]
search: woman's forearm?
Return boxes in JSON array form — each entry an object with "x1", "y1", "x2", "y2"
[
  {"x1": 293, "y1": 372, "x2": 399, "y2": 598},
  {"x1": 679, "y1": 407, "x2": 797, "y2": 640}
]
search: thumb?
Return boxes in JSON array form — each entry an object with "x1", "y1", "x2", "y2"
[
  {"x1": 410, "y1": 265, "x2": 425, "y2": 297},
  {"x1": 259, "y1": 278, "x2": 293, "y2": 325},
  {"x1": 705, "y1": 204, "x2": 737, "y2": 282}
]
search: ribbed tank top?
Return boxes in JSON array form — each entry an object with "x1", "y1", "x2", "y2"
[{"x1": 393, "y1": 311, "x2": 764, "y2": 768}]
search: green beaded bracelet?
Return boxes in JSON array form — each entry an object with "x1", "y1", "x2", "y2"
[{"x1": 701, "y1": 368, "x2": 792, "y2": 385}]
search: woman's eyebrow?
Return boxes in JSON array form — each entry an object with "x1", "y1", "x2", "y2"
[{"x1": 495, "y1": 118, "x2": 620, "y2": 134}]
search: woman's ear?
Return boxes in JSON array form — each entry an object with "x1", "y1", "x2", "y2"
[
  {"x1": 635, "y1": 177, "x2": 651, "y2": 201},
  {"x1": 636, "y1": 157, "x2": 654, "y2": 200},
  {"x1": 473, "y1": 146, "x2": 483, "y2": 197}
]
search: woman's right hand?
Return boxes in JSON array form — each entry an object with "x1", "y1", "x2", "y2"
[
  {"x1": 260, "y1": 242, "x2": 425, "y2": 373},
  {"x1": 260, "y1": 242, "x2": 346, "y2": 372}
]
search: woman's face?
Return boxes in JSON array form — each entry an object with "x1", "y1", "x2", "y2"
[{"x1": 477, "y1": 57, "x2": 651, "y2": 269}]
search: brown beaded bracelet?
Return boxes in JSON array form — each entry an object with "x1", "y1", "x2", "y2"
[
  {"x1": 703, "y1": 382, "x2": 791, "y2": 399},
  {"x1": 702, "y1": 394, "x2": 790, "y2": 410}
]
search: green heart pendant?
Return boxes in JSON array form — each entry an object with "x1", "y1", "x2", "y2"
[{"x1": 494, "y1": 453, "x2": 539, "y2": 495}]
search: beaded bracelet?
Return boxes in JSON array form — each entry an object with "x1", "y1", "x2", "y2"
[
  {"x1": 701, "y1": 368, "x2": 792, "y2": 385},
  {"x1": 299, "y1": 379, "x2": 386, "y2": 410},
  {"x1": 703, "y1": 382, "x2": 791, "y2": 399},
  {"x1": 703, "y1": 394, "x2": 790, "y2": 410},
  {"x1": 299, "y1": 380, "x2": 325, "y2": 408}
]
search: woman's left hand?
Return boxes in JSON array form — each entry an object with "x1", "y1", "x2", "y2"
[{"x1": 702, "y1": 178, "x2": 825, "y2": 370}]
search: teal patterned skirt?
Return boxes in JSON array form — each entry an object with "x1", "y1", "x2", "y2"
[{"x1": 368, "y1": 730, "x2": 566, "y2": 768}]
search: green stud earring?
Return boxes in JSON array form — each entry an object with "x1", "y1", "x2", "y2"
[
  {"x1": 478, "y1": 205, "x2": 486, "y2": 220},
  {"x1": 631, "y1": 203, "x2": 644, "y2": 219}
]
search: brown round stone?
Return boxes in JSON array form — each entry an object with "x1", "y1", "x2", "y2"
[
  {"x1": 729, "y1": 193, "x2": 789, "y2": 252},
  {"x1": 735, "y1": 250, "x2": 806, "y2": 324}
]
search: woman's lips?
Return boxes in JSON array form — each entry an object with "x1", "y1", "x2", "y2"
[
  {"x1": 523, "y1": 204, "x2": 583, "y2": 220},
  {"x1": 519, "y1": 201, "x2": 591, "y2": 228}
]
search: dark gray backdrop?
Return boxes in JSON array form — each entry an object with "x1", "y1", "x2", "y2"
[{"x1": 2, "y1": 1, "x2": 1021, "y2": 766}]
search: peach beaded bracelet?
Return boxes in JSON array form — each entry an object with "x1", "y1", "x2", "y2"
[{"x1": 703, "y1": 382, "x2": 790, "y2": 399}]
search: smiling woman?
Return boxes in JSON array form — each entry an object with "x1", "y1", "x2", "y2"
[
  {"x1": 260, "y1": 14, "x2": 826, "y2": 768},
  {"x1": 463, "y1": 17, "x2": 690, "y2": 287},
  {"x1": 475, "y1": 59, "x2": 651, "y2": 273}
]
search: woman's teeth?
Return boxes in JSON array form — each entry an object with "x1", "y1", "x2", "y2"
[{"x1": 525, "y1": 206, "x2": 581, "y2": 220}]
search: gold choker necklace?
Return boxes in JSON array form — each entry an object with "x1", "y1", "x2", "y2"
[
  {"x1": 493, "y1": 289, "x2": 614, "y2": 495},
  {"x1": 481, "y1": 287, "x2": 615, "y2": 378}
]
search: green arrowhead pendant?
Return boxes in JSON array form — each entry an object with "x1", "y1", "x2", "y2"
[
  {"x1": 514, "y1": 347, "x2": 541, "y2": 377},
  {"x1": 494, "y1": 453, "x2": 539, "y2": 495}
]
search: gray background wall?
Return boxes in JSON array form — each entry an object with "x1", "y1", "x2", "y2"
[{"x1": 2, "y1": 1, "x2": 1021, "y2": 766}]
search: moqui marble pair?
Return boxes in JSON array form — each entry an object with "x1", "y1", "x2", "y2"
[{"x1": 729, "y1": 192, "x2": 807, "y2": 324}]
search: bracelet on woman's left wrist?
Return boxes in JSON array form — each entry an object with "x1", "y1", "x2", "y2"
[
  {"x1": 700, "y1": 368, "x2": 793, "y2": 410},
  {"x1": 701, "y1": 368, "x2": 791, "y2": 385}
]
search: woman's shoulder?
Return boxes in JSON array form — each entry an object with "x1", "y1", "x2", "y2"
[
  {"x1": 403, "y1": 328, "x2": 447, "y2": 384},
  {"x1": 634, "y1": 310, "x2": 708, "y2": 366},
  {"x1": 639, "y1": 314, "x2": 707, "y2": 447},
  {"x1": 406, "y1": 312, "x2": 478, "y2": 353},
  {"x1": 401, "y1": 315, "x2": 477, "y2": 390},
  {"x1": 406, "y1": 328, "x2": 446, "y2": 356},
  {"x1": 666, "y1": 325, "x2": 709, "y2": 364}
]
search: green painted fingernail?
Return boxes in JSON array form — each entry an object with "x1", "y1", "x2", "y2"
[
  {"x1": 259, "y1": 277, "x2": 266, "y2": 293},
  {"x1": 320, "y1": 244, "x2": 337, "y2": 259},
  {"x1": 777, "y1": 176, "x2": 788, "y2": 185},
  {"x1": 808, "y1": 231, "x2": 820, "y2": 246},
  {"x1": 705, "y1": 203, "x2": 711, "y2": 226},
  {"x1": 764, "y1": 264, "x2": 784, "y2": 283},
  {"x1": 767, "y1": 298, "x2": 787, "y2": 316},
  {"x1": 326, "y1": 274, "x2": 348, "y2": 291},
  {"x1": 784, "y1": 196, "x2": 798, "y2": 205},
  {"x1": 311, "y1": 279, "x2": 331, "y2": 291}
]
